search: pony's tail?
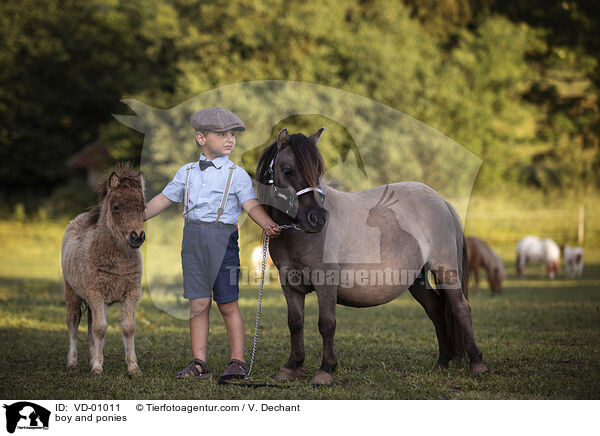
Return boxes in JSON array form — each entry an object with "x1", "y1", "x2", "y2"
[{"x1": 440, "y1": 200, "x2": 469, "y2": 363}]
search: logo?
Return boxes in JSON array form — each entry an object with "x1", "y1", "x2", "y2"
[{"x1": 3, "y1": 402, "x2": 50, "y2": 434}]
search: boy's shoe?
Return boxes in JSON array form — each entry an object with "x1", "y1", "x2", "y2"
[
  {"x1": 176, "y1": 358, "x2": 211, "y2": 379},
  {"x1": 220, "y1": 359, "x2": 248, "y2": 380}
]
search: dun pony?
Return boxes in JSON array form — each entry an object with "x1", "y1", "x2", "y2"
[{"x1": 256, "y1": 128, "x2": 488, "y2": 386}]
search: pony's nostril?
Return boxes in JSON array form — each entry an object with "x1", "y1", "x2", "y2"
[
  {"x1": 307, "y1": 211, "x2": 319, "y2": 227},
  {"x1": 139, "y1": 231, "x2": 145, "y2": 242},
  {"x1": 129, "y1": 231, "x2": 138, "y2": 242}
]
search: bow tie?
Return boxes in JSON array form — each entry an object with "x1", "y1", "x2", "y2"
[{"x1": 198, "y1": 160, "x2": 215, "y2": 171}]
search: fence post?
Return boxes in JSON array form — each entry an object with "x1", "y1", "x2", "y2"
[{"x1": 578, "y1": 205, "x2": 584, "y2": 245}]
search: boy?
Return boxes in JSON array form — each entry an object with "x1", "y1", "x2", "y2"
[{"x1": 143, "y1": 107, "x2": 280, "y2": 379}]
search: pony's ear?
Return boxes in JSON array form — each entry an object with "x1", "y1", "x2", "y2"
[
  {"x1": 109, "y1": 172, "x2": 120, "y2": 190},
  {"x1": 277, "y1": 128, "x2": 289, "y2": 150},
  {"x1": 308, "y1": 127, "x2": 326, "y2": 145},
  {"x1": 138, "y1": 171, "x2": 146, "y2": 192}
]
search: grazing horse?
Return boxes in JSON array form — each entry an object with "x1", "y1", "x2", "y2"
[
  {"x1": 562, "y1": 245, "x2": 584, "y2": 279},
  {"x1": 61, "y1": 163, "x2": 146, "y2": 377},
  {"x1": 516, "y1": 235, "x2": 560, "y2": 279},
  {"x1": 466, "y1": 236, "x2": 505, "y2": 294},
  {"x1": 256, "y1": 128, "x2": 488, "y2": 386}
]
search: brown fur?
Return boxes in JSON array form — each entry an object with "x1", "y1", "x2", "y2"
[
  {"x1": 466, "y1": 236, "x2": 505, "y2": 294},
  {"x1": 61, "y1": 162, "x2": 146, "y2": 377}
]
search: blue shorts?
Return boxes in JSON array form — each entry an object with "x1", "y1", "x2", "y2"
[{"x1": 181, "y1": 221, "x2": 240, "y2": 303}]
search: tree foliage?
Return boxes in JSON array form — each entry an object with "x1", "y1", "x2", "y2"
[
  {"x1": 0, "y1": 0, "x2": 179, "y2": 207},
  {"x1": 0, "y1": 0, "x2": 598, "y2": 213}
]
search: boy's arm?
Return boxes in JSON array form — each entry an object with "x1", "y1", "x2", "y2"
[
  {"x1": 242, "y1": 199, "x2": 281, "y2": 238},
  {"x1": 143, "y1": 193, "x2": 175, "y2": 221}
]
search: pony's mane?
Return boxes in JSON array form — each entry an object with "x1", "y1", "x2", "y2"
[
  {"x1": 256, "y1": 133, "x2": 325, "y2": 187},
  {"x1": 97, "y1": 161, "x2": 143, "y2": 202},
  {"x1": 84, "y1": 205, "x2": 102, "y2": 226}
]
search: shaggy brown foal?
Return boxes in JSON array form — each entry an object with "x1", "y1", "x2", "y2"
[{"x1": 61, "y1": 163, "x2": 146, "y2": 377}]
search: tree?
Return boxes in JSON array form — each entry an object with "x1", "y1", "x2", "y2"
[{"x1": 0, "y1": 0, "x2": 180, "y2": 209}]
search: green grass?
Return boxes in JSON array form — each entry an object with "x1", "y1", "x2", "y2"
[{"x1": 1, "y1": 216, "x2": 599, "y2": 399}]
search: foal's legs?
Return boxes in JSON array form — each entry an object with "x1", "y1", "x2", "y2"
[
  {"x1": 87, "y1": 297, "x2": 107, "y2": 376},
  {"x1": 65, "y1": 281, "x2": 81, "y2": 369},
  {"x1": 87, "y1": 306, "x2": 94, "y2": 365},
  {"x1": 121, "y1": 294, "x2": 141, "y2": 376},
  {"x1": 274, "y1": 285, "x2": 306, "y2": 382},
  {"x1": 409, "y1": 279, "x2": 451, "y2": 370}
]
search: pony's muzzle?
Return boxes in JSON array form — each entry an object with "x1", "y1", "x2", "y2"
[{"x1": 128, "y1": 230, "x2": 145, "y2": 248}]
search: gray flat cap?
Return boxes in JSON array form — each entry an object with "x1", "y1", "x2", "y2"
[{"x1": 190, "y1": 107, "x2": 246, "y2": 132}]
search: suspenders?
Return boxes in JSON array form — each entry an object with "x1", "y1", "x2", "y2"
[
  {"x1": 184, "y1": 162, "x2": 236, "y2": 224},
  {"x1": 184, "y1": 164, "x2": 194, "y2": 224},
  {"x1": 216, "y1": 164, "x2": 236, "y2": 223}
]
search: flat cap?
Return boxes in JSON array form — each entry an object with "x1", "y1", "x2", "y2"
[{"x1": 190, "y1": 107, "x2": 246, "y2": 132}]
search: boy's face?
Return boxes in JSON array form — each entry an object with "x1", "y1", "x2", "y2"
[{"x1": 195, "y1": 130, "x2": 237, "y2": 159}]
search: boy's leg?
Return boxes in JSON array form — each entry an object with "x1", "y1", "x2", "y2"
[
  {"x1": 217, "y1": 300, "x2": 245, "y2": 362},
  {"x1": 190, "y1": 297, "x2": 211, "y2": 362},
  {"x1": 213, "y1": 228, "x2": 248, "y2": 378}
]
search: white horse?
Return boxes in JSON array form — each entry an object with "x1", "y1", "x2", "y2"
[
  {"x1": 562, "y1": 245, "x2": 584, "y2": 279},
  {"x1": 516, "y1": 235, "x2": 560, "y2": 279}
]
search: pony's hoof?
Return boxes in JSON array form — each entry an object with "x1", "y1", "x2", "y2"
[
  {"x1": 470, "y1": 361, "x2": 489, "y2": 376},
  {"x1": 90, "y1": 368, "x2": 103, "y2": 377},
  {"x1": 128, "y1": 366, "x2": 142, "y2": 378},
  {"x1": 310, "y1": 370, "x2": 333, "y2": 387},
  {"x1": 432, "y1": 361, "x2": 449, "y2": 372},
  {"x1": 274, "y1": 367, "x2": 297, "y2": 382}
]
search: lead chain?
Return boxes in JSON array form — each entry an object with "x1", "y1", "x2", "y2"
[
  {"x1": 245, "y1": 223, "x2": 302, "y2": 379},
  {"x1": 246, "y1": 232, "x2": 269, "y2": 378}
]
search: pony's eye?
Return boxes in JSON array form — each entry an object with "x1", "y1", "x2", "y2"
[
  {"x1": 282, "y1": 168, "x2": 294, "y2": 176},
  {"x1": 112, "y1": 204, "x2": 120, "y2": 212}
]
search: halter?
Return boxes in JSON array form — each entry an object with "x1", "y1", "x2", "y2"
[{"x1": 261, "y1": 153, "x2": 326, "y2": 217}]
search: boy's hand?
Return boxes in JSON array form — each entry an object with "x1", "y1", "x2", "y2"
[
  {"x1": 265, "y1": 223, "x2": 281, "y2": 238},
  {"x1": 242, "y1": 200, "x2": 281, "y2": 237}
]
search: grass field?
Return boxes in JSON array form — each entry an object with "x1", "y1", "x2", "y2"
[{"x1": 0, "y1": 215, "x2": 599, "y2": 400}]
